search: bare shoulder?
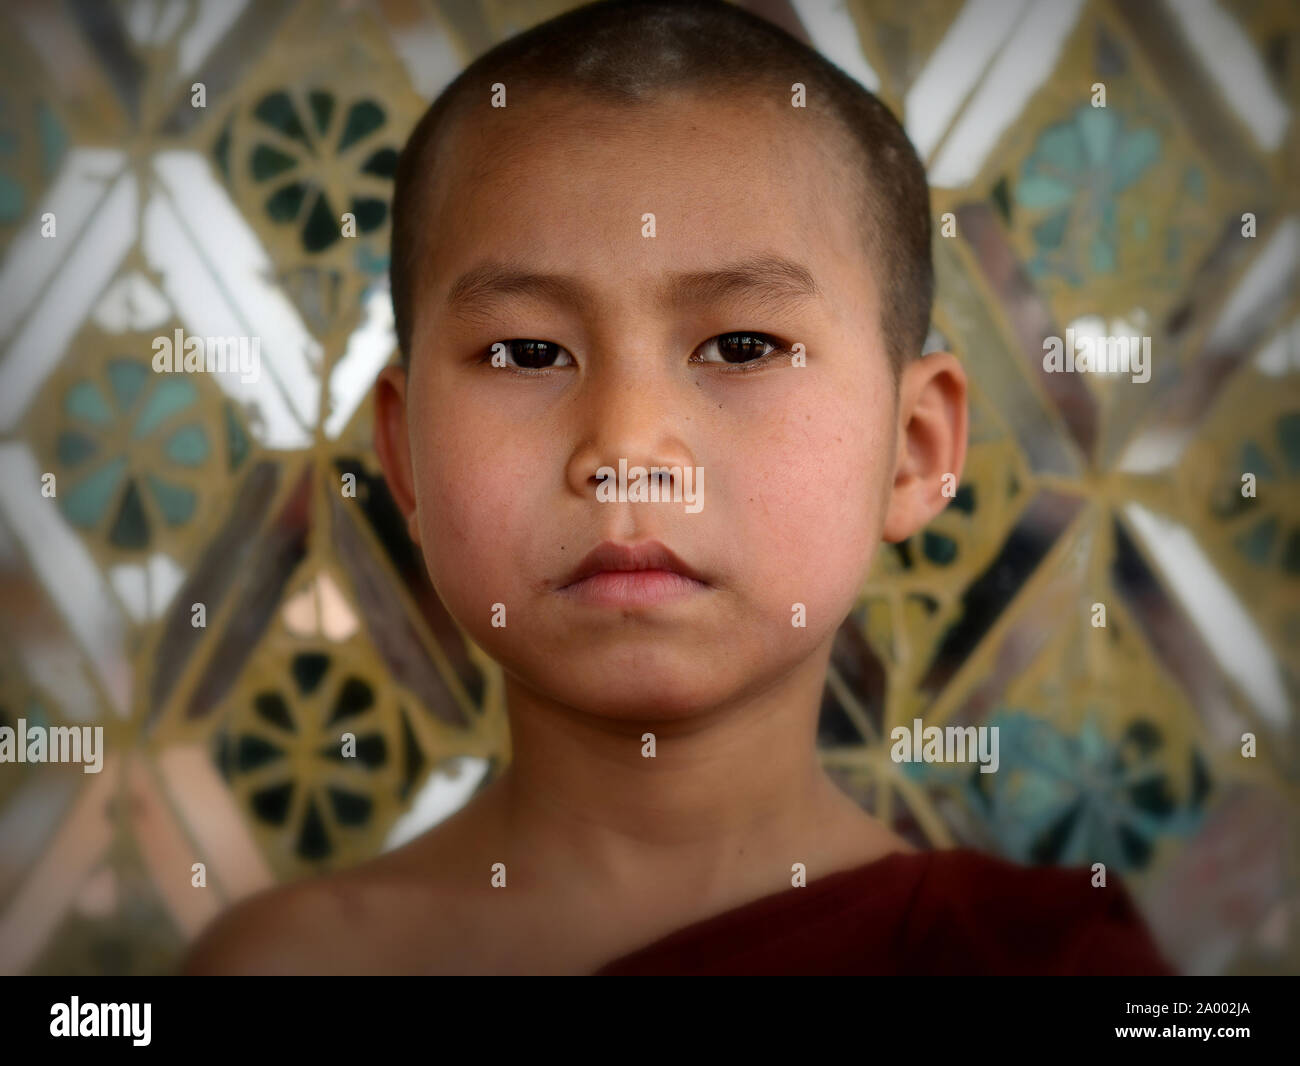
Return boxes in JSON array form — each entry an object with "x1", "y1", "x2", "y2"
[
  {"x1": 180, "y1": 830, "x2": 493, "y2": 975},
  {"x1": 180, "y1": 785, "x2": 523, "y2": 974},
  {"x1": 180, "y1": 877, "x2": 359, "y2": 975}
]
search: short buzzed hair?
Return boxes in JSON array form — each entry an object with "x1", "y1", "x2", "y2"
[{"x1": 390, "y1": 0, "x2": 932, "y2": 383}]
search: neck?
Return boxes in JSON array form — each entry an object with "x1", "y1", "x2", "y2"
[{"x1": 472, "y1": 636, "x2": 895, "y2": 910}]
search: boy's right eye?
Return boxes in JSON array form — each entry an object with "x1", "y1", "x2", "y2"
[{"x1": 485, "y1": 339, "x2": 575, "y2": 369}]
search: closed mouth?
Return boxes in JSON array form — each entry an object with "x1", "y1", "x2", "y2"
[{"x1": 557, "y1": 539, "x2": 708, "y2": 590}]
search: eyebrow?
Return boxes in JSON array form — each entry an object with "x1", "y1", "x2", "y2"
[{"x1": 443, "y1": 253, "x2": 822, "y2": 323}]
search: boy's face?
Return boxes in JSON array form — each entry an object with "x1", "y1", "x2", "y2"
[{"x1": 381, "y1": 89, "x2": 904, "y2": 719}]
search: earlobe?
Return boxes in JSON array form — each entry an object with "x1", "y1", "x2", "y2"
[
  {"x1": 880, "y1": 351, "x2": 968, "y2": 544},
  {"x1": 372, "y1": 363, "x2": 421, "y2": 546}
]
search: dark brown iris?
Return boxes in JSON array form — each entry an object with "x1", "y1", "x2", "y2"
[
  {"x1": 510, "y1": 340, "x2": 561, "y2": 368},
  {"x1": 717, "y1": 333, "x2": 770, "y2": 363}
]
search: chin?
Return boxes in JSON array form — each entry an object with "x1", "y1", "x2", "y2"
[{"x1": 535, "y1": 664, "x2": 745, "y2": 721}]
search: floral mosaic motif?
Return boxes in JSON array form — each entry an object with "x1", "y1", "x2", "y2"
[
  {"x1": 216, "y1": 651, "x2": 425, "y2": 863},
  {"x1": 1208, "y1": 411, "x2": 1300, "y2": 576},
  {"x1": 1010, "y1": 104, "x2": 1205, "y2": 285},
  {"x1": 904, "y1": 710, "x2": 1209, "y2": 872},
  {"x1": 53, "y1": 359, "x2": 249, "y2": 551},
  {"x1": 216, "y1": 88, "x2": 398, "y2": 261}
]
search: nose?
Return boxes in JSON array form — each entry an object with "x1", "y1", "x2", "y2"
[{"x1": 564, "y1": 354, "x2": 699, "y2": 501}]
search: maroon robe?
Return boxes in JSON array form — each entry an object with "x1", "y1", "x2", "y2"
[{"x1": 594, "y1": 847, "x2": 1175, "y2": 975}]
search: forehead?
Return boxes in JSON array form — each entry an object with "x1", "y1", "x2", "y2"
[{"x1": 415, "y1": 88, "x2": 873, "y2": 322}]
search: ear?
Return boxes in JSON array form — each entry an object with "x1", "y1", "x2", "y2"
[
  {"x1": 881, "y1": 351, "x2": 968, "y2": 543},
  {"x1": 373, "y1": 363, "x2": 421, "y2": 546}
]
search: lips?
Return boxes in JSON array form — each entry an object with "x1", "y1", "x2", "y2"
[{"x1": 557, "y1": 539, "x2": 708, "y2": 590}]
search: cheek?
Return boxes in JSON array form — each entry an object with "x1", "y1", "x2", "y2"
[
  {"x1": 408, "y1": 400, "x2": 538, "y2": 623},
  {"x1": 727, "y1": 380, "x2": 888, "y2": 619}
]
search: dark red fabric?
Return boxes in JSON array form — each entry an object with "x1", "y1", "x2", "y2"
[{"x1": 594, "y1": 847, "x2": 1175, "y2": 975}]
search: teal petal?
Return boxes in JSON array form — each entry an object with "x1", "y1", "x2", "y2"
[
  {"x1": 56, "y1": 430, "x2": 98, "y2": 466},
  {"x1": 922, "y1": 530, "x2": 958, "y2": 565},
  {"x1": 1276, "y1": 412, "x2": 1300, "y2": 475},
  {"x1": 1110, "y1": 128, "x2": 1160, "y2": 191},
  {"x1": 0, "y1": 174, "x2": 22, "y2": 222},
  {"x1": 1281, "y1": 529, "x2": 1300, "y2": 576},
  {"x1": 62, "y1": 456, "x2": 127, "y2": 527},
  {"x1": 146, "y1": 473, "x2": 196, "y2": 524},
  {"x1": 108, "y1": 478, "x2": 150, "y2": 548},
  {"x1": 25, "y1": 700, "x2": 50, "y2": 729},
  {"x1": 1033, "y1": 209, "x2": 1070, "y2": 251},
  {"x1": 253, "y1": 91, "x2": 309, "y2": 147},
  {"x1": 133, "y1": 379, "x2": 197, "y2": 439},
  {"x1": 1033, "y1": 123, "x2": 1084, "y2": 175},
  {"x1": 308, "y1": 90, "x2": 334, "y2": 137},
  {"x1": 350, "y1": 197, "x2": 386, "y2": 232},
  {"x1": 107, "y1": 359, "x2": 149, "y2": 413},
  {"x1": 302, "y1": 191, "x2": 338, "y2": 252},
  {"x1": 1077, "y1": 107, "x2": 1118, "y2": 167},
  {"x1": 1013, "y1": 793, "x2": 1070, "y2": 838},
  {"x1": 359, "y1": 147, "x2": 397, "y2": 179},
  {"x1": 251, "y1": 143, "x2": 298, "y2": 182},
  {"x1": 1060, "y1": 805, "x2": 1093, "y2": 865},
  {"x1": 265, "y1": 181, "x2": 307, "y2": 222},
  {"x1": 1078, "y1": 720, "x2": 1109, "y2": 766},
  {"x1": 1016, "y1": 174, "x2": 1075, "y2": 210},
  {"x1": 65, "y1": 380, "x2": 114, "y2": 427},
  {"x1": 225, "y1": 403, "x2": 250, "y2": 470},
  {"x1": 1234, "y1": 516, "x2": 1278, "y2": 565},
  {"x1": 213, "y1": 122, "x2": 231, "y2": 180},
  {"x1": 37, "y1": 101, "x2": 66, "y2": 176},
  {"x1": 1090, "y1": 231, "x2": 1116, "y2": 273},
  {"x1": 991, "y1": 175, "x2": 1012, "y2": 223},
  {"x1": 163, "y1": 423, "x2": 208, "y2": 466},
  {"x1": 1240, "y1": 440, "x2": 1276, "y2": 481},
  {"x1": 337, "y1": 100, "x2": 384, "y2": 153},
  {"x1": 355, "y1": 244, "x2": 389, "y2": 275}
]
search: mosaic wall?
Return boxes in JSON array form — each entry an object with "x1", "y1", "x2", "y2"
[{"x1": 0, "y1": 0, "x2": 1295, "y2": 976}]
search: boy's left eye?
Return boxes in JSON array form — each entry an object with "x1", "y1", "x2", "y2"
[{"x1": 691, "y1": 332, "x2": 786, "y2": 366}]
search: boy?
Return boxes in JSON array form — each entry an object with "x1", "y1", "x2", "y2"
[{"x1": 183, "y1": 0, "x2": 1171, "y2": 975}]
